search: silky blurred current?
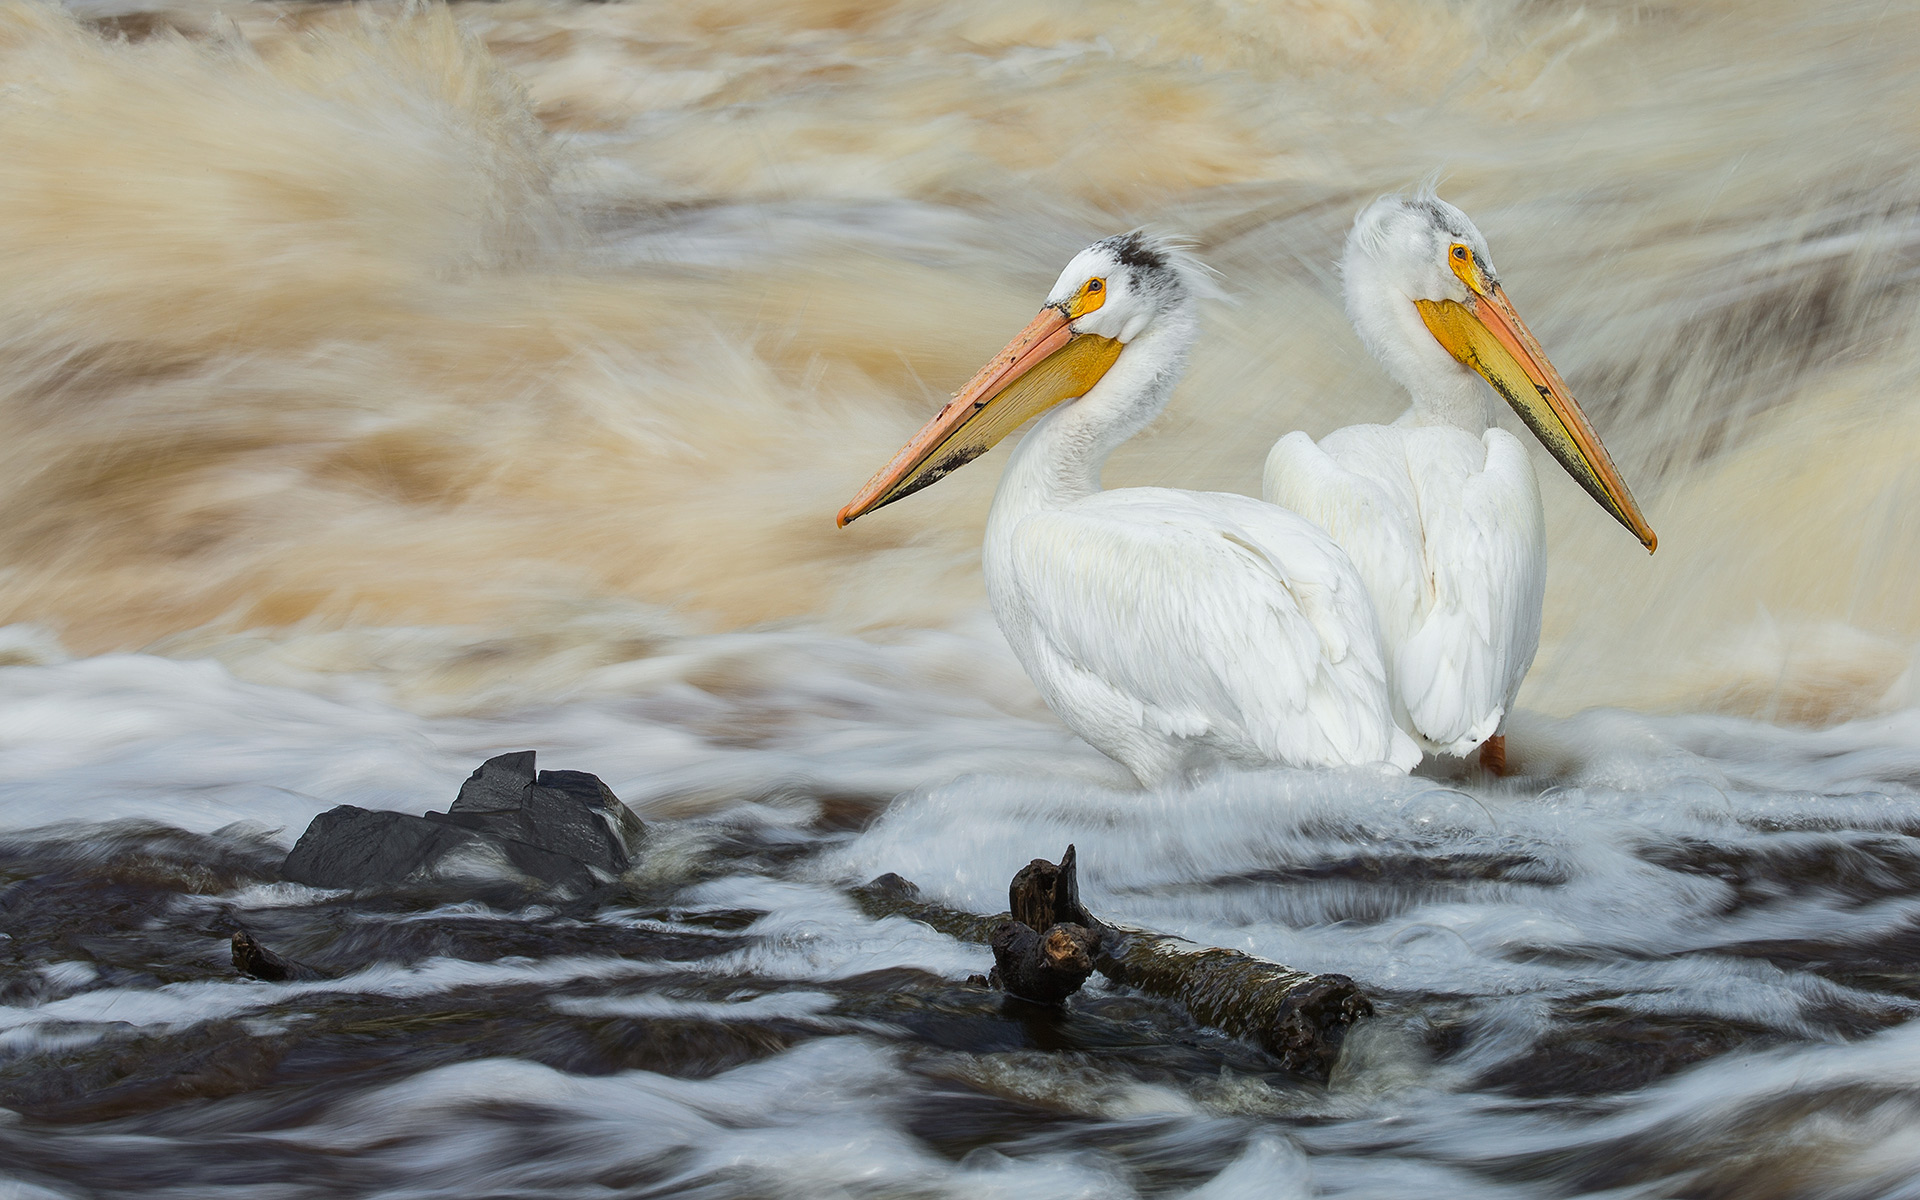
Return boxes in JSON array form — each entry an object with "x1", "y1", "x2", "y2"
[{"x1": 2, "y1": 0, "x2": 1920, "y2": 1195}]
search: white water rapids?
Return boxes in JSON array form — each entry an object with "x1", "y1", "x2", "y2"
[{"x1": 4, "y1": 623, "x2": 1920, "y2": 1196}]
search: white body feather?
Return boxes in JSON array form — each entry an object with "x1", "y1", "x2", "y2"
[{"x1": 1265, "y1": 420, "x2": 1545, "y2": 756}]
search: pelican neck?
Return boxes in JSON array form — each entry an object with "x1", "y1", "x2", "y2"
[{"x1": 987, "y1": 311, "x2": 1196, "y2": 527}]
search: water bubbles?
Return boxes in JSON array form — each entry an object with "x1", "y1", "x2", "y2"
[
  {"x1": 1382, "y1": 787, "x2": 1498, "y2": 842},
  {"x1": 1386, "y1": 922, "x2": 1478, "y2": 959}
]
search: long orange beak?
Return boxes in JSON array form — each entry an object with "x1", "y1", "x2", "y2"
[
  {"x1": 1417, "y1": 284, "x2": 1657, "y2": 552},
  {"x1": 837, "y1": 305, "x2": 1121, "y2": 527}
]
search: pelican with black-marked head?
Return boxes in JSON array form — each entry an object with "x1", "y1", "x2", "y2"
[
  {"x1": 1264, "y1": 193, "x2": 1656, "y2": 773},
  {"x1": 839, "y1": 233, "x2": 1419, "y2": 785}
]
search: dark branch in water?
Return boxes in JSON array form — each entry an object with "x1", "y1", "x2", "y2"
[{"x1": 854, "y1": 845, "x2": 1373, "y2": 1079}]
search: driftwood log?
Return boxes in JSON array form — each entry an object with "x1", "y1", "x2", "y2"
[{"x1": 856, "y1": 845, "x2": 1373, "y2": 1079}]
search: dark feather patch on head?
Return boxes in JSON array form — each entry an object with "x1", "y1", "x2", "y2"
[
  {"x1": 1106, "y1": 231, "x2": 1169, "y2": 272},
  {"x1": 1088, "y1": 230, "x2": 1194, "y2": 303}
]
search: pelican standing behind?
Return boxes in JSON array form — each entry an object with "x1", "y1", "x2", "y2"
[
  {"x1": 839, "y1": 233, "x2": 1419, "y2": 786},
  {"x1": 1264, "y1": 194, "x2": 1656, "y2": 772}
]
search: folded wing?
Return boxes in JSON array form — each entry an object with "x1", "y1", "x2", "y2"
[
  {"x1": 1266, "y1": 424, "x2": 1545, "y2": 756},
  {"x1": 997, "y1": 486, "x2": 1420, "y2": 777}
]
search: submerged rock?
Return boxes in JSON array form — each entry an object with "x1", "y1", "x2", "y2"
[
  {"x1": 230, "y1": 931, "x2": 329, "y2": 982},
  {"x1": 279, "y1": 752, "x2": 645, "y2": 896}
]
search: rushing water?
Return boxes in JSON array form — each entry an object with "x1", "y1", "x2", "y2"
[{"x1": 2, "y1": 0, "x2": 1920, "y2": 1195}]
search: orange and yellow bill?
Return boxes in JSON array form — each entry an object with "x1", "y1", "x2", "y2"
[
  {"x1": 1416, "y1": 284, "x2": 1657, "y2": 552},
  {"x1": 837, "y1": 305, "x2": 1122, "y2": 527}
]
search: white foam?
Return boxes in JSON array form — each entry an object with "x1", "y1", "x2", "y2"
[
  {"x1": 0, "y1": 631, "x2": 1088, "y2": 838},
  {"x1": 266, "y1": 1039, "x2": 1134, "y2": 1197},
  {"x1": 7, "y1": 636, "x2": 1920, "y2": 1195}
]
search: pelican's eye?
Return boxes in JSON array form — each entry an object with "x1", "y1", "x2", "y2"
[
  {"x1": 1446, "y1": 242, "x2": 1483, "y2": 293},
  {"x1": 1068, "y1": 276, "x2": 1108, "y2": 319}
]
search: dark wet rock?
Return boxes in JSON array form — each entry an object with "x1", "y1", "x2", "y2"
[
  {"x1": 1476, "y1": 1005, "x2": 1780, "y2": 1099},
  {"x1": 860, "y1": 872, "x2": 922, "y2": 905},
  {"x1": 670, "y1": 907, "x2": 768, "y2": 933},
  {"x1": 444, "y1": 753, "x2": 644, "y2": 864},
  {"x1": 523, "y1": 781, "x2": 632, "y2": 872},
  {"x1": 485, "y1": 833, "x2": 606, "y2": 894},
  {"x1": 0, "y1": 1019, "x2": 287, "y2": 1124},
  {"x1": 536, "y1": 769, "x2": 648, "y2": 853},
  {"x1": 281, "y1": 807, "x2": 472, "y2": 890},
  {"x1": 230, "y1": 930, "x2": 329, "y2": 982},
  {"x1": 420, "y1": 805, "x2": 610, "y2": 889},
  {"x1": 450, "y1": 750, "x2": 538, "y2": 813},
  {"x1": 1718, "y1": 924, "x2": 1920, "y2": 1009},
  {"x1": 1641, "y1": 834, "x2": 1920, "y2": 911},
  {"x1": 278, "y1": 752, "x2": 645, "y2": 896},
  {"x1": 275, "y1": 907, "x2": 746, "y2": 973},
  {"x1": 0, "y1": 978, "x2": 815, "y2": 1125},
  {"x1": 1233, "y1": 849, "x2": 1566, "y2": 887},
  {"x1": 809, "y1": 789, "x2": 893, "y2": 832},
  {"x1": 0, "y1": 822, "x2": 281, "y2": 900},
  {"x1": 0, "y1": 824, "x2": 282, "y2": 996}
]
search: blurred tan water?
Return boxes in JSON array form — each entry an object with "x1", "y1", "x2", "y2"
[{"x1": 2, "y1": 0, "x2": 1918, "y2": 728}]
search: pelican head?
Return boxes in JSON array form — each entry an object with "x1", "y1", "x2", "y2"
[
  {"x1": 838, "y1": 232, "x2": 1195, "y2": 527},
  {"x1": 1345, "y1": 193, "x2": 1656, "y2": 552}
]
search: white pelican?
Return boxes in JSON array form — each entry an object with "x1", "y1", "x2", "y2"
[
  {"x1": 838, "y1": 233, "x2": 1419, "y2": 785},
  {"x1": 1263, "y1": 194, "x2": 1656, "y2": 773}
]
